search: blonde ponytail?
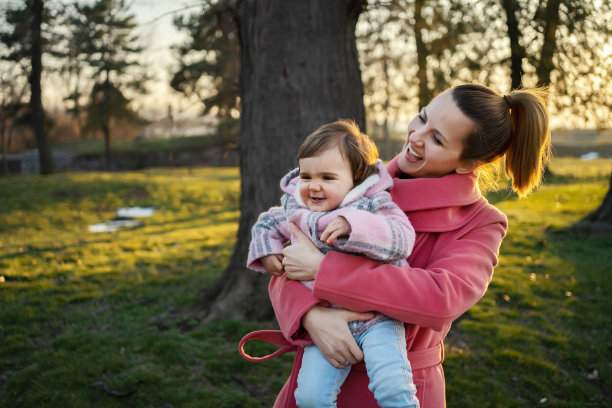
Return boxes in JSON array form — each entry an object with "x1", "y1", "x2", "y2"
[
  {"x1": 452, "y1": 84, "x2": 551, "y2": 197},
  {"x1": 503, "y1": 89, "x2": 551, "y2": 196}
]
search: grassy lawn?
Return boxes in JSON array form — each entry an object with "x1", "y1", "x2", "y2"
[
  {"x1": 1, "y1": 158, "x2": 611, "y2": 407},
  {"x1": 51, "y1": 135, "x2": 229, "y2": 156}
]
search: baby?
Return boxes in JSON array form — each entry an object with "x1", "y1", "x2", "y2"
[{"x1": 247, "y1": 119, "x2": 419, "y2": 407}]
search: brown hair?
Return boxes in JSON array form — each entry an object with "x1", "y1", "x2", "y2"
[
  {"x1": 297, "y1": 119, "x2": 379, "y2": 186},
  {"x1": 452, "y1": 84, "x2": 551, "y2": 197}
]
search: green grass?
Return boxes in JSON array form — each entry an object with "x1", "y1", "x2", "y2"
[
  {"x1": 0, "y1": 167, "x2": 291, "y2": 407},
  {"x1": 1, "y1": 158, "x2": 611, "y2": 407},
  {"x1": 51, "y1": 134, "x2": 229, "y2": 156}
]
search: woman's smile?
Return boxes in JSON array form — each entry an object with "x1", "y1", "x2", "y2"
[
  {"x1": 397, "y1": 91, "x2": 475, "y2": 178},
  {"x1": 406, "y1": 144, "x2": 423, "y2": 161}
]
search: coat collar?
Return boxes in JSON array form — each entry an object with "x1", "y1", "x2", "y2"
[{"x1": 386, "y1": 156, "x2": 487, "y2": 232}]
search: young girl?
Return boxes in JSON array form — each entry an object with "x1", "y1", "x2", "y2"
[{"x1": 247, "y1": 119, "x2": 420, "y2": 407}]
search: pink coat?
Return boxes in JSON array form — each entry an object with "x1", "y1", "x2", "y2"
[{"x1": 267, "y1": 156, "x2": 508, "y2": 408}]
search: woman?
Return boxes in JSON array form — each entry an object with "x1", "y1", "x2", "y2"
[{"x1": 265, "y1": 83, "x2": 551, "y2": 407}]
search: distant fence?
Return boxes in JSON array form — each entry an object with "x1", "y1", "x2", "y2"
[{"x1": 1, "y1": 147, "x2": 240, "y2": 175}]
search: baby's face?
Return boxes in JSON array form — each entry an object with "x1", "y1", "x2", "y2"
[{"x1": 298, "y1": 146, "x2": 354, "y2": 212}]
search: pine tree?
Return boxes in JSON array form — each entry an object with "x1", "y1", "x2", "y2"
[{"x1": 76, "y1": 0, "x2": 146, "y2": 169}]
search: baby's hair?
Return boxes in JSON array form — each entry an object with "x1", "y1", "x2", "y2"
[
  {"x1": 452, "y1": 84, "x2": 551, "y2": 197},
  {"x1": 297, "y1": 119, "x2": 379, "y2": 186}
]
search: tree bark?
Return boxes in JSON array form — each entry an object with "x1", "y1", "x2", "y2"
[
  {"x1": 103, "y1": 75, "x2": 112, "y2": 170},
  {"x1": 501, "y1": 0, "x2": 525, "y2": 90},
  {"x1": 536, "y1": 0, "x2": 561, "y2": 87},
  {"x1": 201, "y1": 0, "x2": 367, "y2": 323},
  {"x1": 579, "y1": 173, "x2": 612, "y2": 231},
  {"x1": 30, "y1": 0, "x2": 54, "y2": 175},
  {"x1": 414, "y1": 0, "x2": 430, "y2": 110}
]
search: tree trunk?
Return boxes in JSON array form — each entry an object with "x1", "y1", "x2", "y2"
[
  {"x1": 30, "y1": 0, "x2": 54, "y2": 175},
  {"x1": 579, "y1": 173, "x2": 612, "y2": 231},
  {"x1": 201, "y1": 0, "x2": 367, "y2": 323},
  {"x1": 103, "y1": 76, "x2": 112, "y2": 170},
  {"x1": 414, "y1": 0, "x2": 430, "y2": 110},
  {"x1": 1, "y1": 113, "x2": 7, "y2": 176},
  {"x1": 501, "y1": 0, "x2": 525, "y2": 90},
  {"x1": 382, "y1": 50, "x2": 392, "y2": 160},
  {"x1": 536, "y1": 0, "x2": 561, "y2": 87},
  {"x1": 103, "y1": 124, "x2": 111, "y2": 170}
]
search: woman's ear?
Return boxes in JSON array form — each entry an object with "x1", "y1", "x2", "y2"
[{"x1": 456, "y1": 161, "x2": 479, "y2": 174}]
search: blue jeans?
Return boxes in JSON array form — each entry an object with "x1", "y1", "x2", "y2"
[{"x1": 294, "y1": 319, "x2": 419, "y2": 408}]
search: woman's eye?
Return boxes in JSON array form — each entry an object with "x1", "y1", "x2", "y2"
[
  {"x1": 433, "y1": 135, "x2": 443, "y2": 145},
  {"x1": 418, "y1": 110, "x2": 426, "y2": 123}
]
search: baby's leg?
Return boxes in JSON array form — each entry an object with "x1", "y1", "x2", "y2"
[
  {"x1": 295, "y1": 344, "x2": 352, "y2": 408},
  {"x1": 359, "y1": 319, "x2": 419, "y2": 408}
]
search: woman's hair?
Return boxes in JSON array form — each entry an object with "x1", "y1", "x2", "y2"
[
  {"x1": 452, "y1": 84, "x2": 551, "y2": 197},
  {"x1": 297, "y1": 119, "x2": 379, "y2": 186}
]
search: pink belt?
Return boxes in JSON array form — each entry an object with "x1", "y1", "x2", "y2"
[{"x1": 239, "y1": 329, "x2": 444, "y2": 370}]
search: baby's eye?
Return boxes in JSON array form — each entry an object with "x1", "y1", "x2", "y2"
[
  {"x1": 300, "y1": 175, "x2": 311, "y2": 180},
  {"x1": 323, "y1": 176, "x2": 335, "y2": 181}
]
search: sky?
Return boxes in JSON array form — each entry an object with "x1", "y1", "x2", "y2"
[{"x1": 127, "y1": 0, "x2": 199, "y2": 119}]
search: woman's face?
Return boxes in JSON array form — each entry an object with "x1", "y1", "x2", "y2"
[{"x1": 397, "y1": 90, "x2": 477, "y2": 178}]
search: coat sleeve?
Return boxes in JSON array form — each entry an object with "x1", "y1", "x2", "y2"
[
  {"x1": 326, "y1": 191, "x2": 415, "y2": 262},
  {"x1": 247, "y1": 206, "x2": 290, "y2": 272},
  {"x1": 268, "y1": 274, "x2": 323, "y2": 343},
  {"x1": 312, "y1": 210, "x2": 507, "y2": 332}
]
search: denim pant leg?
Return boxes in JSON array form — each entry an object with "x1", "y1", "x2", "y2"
[
  {"x1": 357, "y1": 319, "x2": 420, "y2": 408},
  {"x1": 295, "y1": 344, "x2": 352, "y2": 408}
]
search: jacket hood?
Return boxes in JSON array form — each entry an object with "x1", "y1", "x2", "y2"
[{"x1": 280, "y1": 160, "x2": 393, "y2": 208}]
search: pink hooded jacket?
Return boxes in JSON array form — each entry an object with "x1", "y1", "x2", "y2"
[{"x1": 266, "y1": 156, "x2": 508, "y2": 408}]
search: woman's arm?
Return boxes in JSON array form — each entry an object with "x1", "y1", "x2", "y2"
[
  {"x1": 270, "y1": 225, "x2": 373, "y2": 367},
  {"x1": 268, "y1": 275, "x2": 374, "y2": 368},
  {"x1": 312, "y1": 213, "x2": 507, "y2": 331}
]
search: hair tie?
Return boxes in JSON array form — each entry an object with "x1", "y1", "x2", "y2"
[{"x1": 503, "y1": 94, "x2": 515, "y2": 109}]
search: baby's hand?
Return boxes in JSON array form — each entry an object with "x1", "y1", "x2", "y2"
[
  {"x1": 320, "y1": 216, "x2": 351, "y2": 245},
  {"x1": 261, "y1": 254, "x2": 284, "y2": 277}
]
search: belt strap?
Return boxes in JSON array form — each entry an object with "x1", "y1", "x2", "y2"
[
  {"x1": 407, "y1": 341, "x2": 444, "y2": 370},
  {"x1": 239, "y1": 330, "x2": 298, "y2": 362},
  {"x1": 239, "y1": 329, "x2": 444, "y2": 370}
]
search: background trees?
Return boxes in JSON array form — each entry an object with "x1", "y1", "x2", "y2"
[
  {"x1": 76, "y1": 0, "x2": 146, "y2": 168},
  {"x1": 171, "y1": 0, "x2": 241, "y2": 141},
  {"x1": 0, "y1": 0, "x2": 55, "y2": 174}
]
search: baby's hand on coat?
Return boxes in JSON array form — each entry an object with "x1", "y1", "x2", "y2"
[
  {"x1": 261, "y1": 254, "x2": 284, "y2": 277},
  {"x1": 320, "y1": 216, "x2": 351, "y2": 245}
]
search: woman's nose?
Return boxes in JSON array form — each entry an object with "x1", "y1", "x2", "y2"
[{"x1": 409, "y1": 129, "x2": 425, "y2": 146}]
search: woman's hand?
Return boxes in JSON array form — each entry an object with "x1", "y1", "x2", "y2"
[
  {"x1": 282, "y1": 223, "x2": 325, "y2": 281},
  {"x1": 302, "y1": 305, "x2": 374, "y2": 368}
]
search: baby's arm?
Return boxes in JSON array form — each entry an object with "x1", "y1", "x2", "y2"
[
  {"x1": 318, "y1": 191, "x2": 415, "y2": 262},
  {"x1": 260, "y1": 254, "x2": 284, "y2": 277},
  {"x1": 320, "y1": 216, "x2": 351, "y2": 245},
  {"x1": 247, "y1": 206, "x2": 290, "y2": 273}
]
